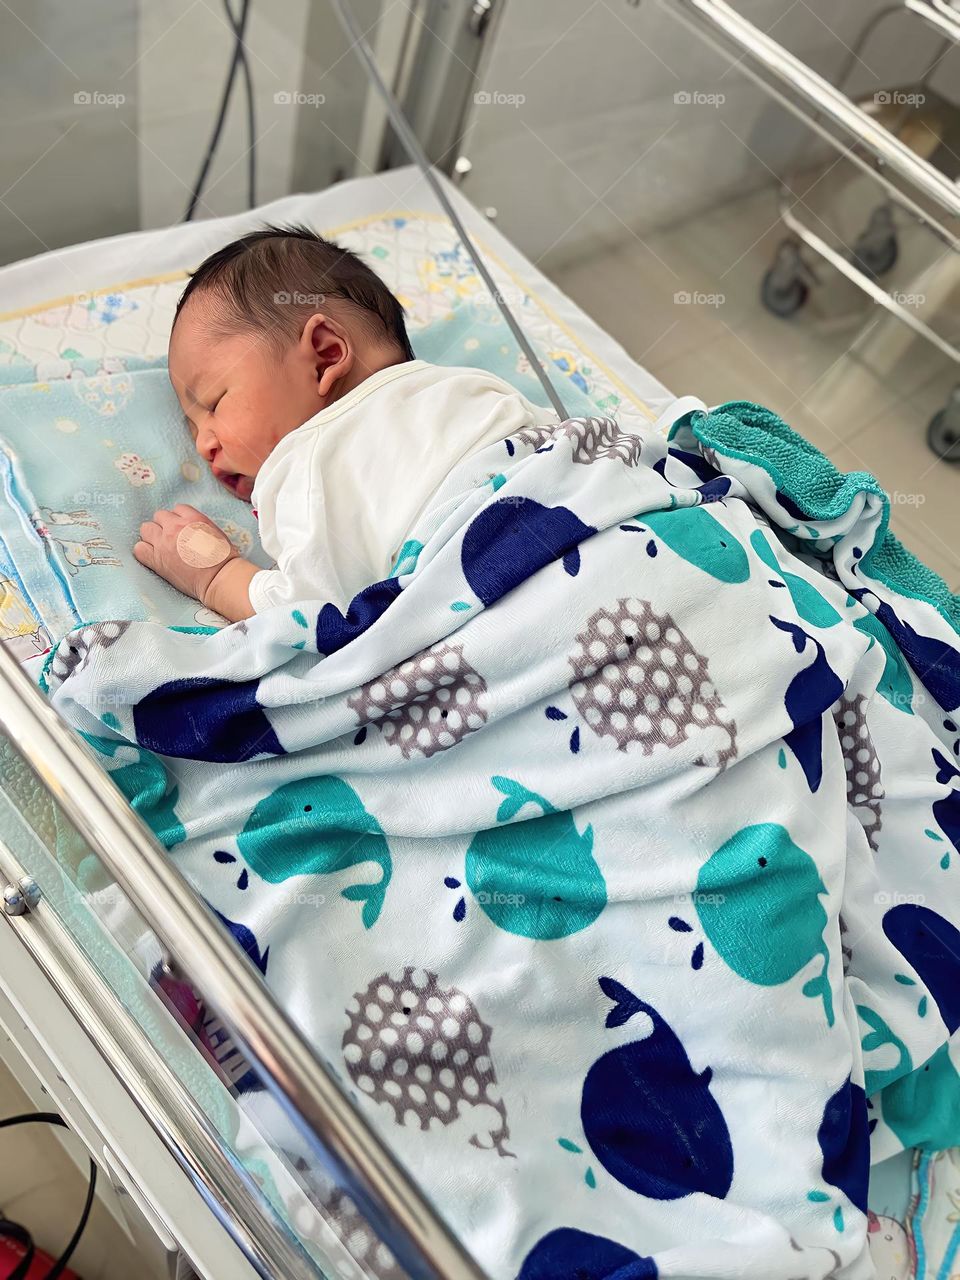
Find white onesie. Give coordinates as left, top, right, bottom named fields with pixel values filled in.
left=247, top=358, right=553, bottom=614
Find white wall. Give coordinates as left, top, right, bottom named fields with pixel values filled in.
left=0, top=0, right=139, bottom=267
left=459, top=0, right=949, bottom=268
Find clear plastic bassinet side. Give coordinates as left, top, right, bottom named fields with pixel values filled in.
left=0, top=642, right=486, bottom=1280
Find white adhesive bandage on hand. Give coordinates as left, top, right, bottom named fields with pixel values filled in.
left=176, top=521, right=233, bottom=568
left=135, top=506, right=239, bottom=605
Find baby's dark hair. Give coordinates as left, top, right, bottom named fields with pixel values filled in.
left=173, top=223, right=416, bottom=361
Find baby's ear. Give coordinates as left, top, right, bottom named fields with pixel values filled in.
left=301, top=313, right=352, bottom=395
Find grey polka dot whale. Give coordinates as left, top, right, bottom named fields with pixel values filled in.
left=347, top=641, right=488, bottom=758
left=569, top=598, right=738, bottom=768
left=342, top=966, right=513, bottom=1158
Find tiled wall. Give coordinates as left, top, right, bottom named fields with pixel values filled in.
left=460, top=0, right=949, bottom=266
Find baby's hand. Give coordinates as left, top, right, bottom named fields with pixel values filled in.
left=134, top=505, right=237, bottom=603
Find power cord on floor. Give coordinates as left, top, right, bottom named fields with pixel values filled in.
left=0, top=1112, right=97, bottom=1280
left=183, top=0, right=257, bottom=221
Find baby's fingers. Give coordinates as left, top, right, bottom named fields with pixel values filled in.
left=139, top=519, right=161, bottom=543
left=133, top=539, right=155, bottom=566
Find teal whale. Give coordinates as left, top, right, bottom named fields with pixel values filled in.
left=696, top=822, right=834, bottom=1024
left=751, top=529, right=841, bottom=628
left=465, top=777, right=606, bottom=939
left=80, top=730, right=185, bottom=849
left=236, top=776, right=391, bottom=927
left=642, top=505, right=750, bottom=583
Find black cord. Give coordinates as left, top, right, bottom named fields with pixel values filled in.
left=183, top=0, right=256, bottom=221
left=0, top=1112, right=97, bottom=1280
left=225, top=0, right=257, bottom=210
left=234, top=0, right=257, bottom=210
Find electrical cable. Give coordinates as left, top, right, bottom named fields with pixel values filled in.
left=183, top=0, right=256, bottom=221
left=0, top=1112, right=97, bottom=1280
left=227, top=0, right=257, bottom=209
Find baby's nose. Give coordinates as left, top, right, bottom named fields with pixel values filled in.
left=195, top=426, right=217, bottom=463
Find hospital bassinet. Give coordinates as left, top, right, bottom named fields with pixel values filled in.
left=0, top=5, right=953, bottom=1276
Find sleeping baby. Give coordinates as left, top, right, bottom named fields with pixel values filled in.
left=136, top=224, right=551, bottom=620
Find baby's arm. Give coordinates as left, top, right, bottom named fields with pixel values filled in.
left=134, top=504, right=257, bottom=621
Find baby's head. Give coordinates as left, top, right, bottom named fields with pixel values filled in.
left=169, top=224, right=415, bottom=500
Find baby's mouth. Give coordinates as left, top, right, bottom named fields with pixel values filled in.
left=213, top=467, right=253, bottom=503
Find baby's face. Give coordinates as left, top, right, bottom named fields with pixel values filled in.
left=168, top=299, right=326, bottom=502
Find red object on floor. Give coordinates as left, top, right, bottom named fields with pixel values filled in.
left=0, top=1231, right=80, bottom=1278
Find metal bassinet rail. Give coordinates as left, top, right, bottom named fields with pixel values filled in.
left=0, top=642, right=488, bottom=1280
left=652, top=0, right=960, bottom=457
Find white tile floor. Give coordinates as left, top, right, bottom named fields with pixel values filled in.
left=551, top=182, right=960, bottom=590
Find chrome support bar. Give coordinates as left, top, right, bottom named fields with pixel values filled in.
left=328, top=0, right=570, bottom=422
left=0, top=642, right=487, bottom=1280
left=653, top=0, right=960, bottom=221
left=778, top=200, right=960, bottom=365
left=906, top=0, right=960, bottom=44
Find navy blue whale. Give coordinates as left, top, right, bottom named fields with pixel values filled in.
left=461, top=496, right=596, bottom=608
left=580, top=979, right=734, bottom=1201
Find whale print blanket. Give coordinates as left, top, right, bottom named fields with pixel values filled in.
left=42, top=399, right=960, bottom=1280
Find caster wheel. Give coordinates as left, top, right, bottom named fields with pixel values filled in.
left=927, top=409, right=960, bottom=463
left=761, top=268, right=809, bottom=318
left=853, top=233, right=899, bottom=278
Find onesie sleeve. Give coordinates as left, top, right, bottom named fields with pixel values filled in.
left=247, top=433, right=349, bottom=614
